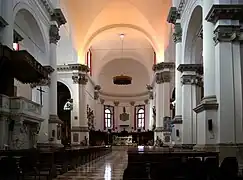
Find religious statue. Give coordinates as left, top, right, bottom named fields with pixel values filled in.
left=152, top=106, right=156, bottom=131
left=87, top=105, right=95, bottom=131
left=64, top=99, right=73, bottom=111
left=120, top=107, right=129, bottom=121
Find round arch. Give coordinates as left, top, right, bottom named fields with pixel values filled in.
left=83, top=24, right=159, bottom=55
left=13, top=2, right=48, bottom=54
left=181, top=0, right=202, bottom=64
left=94, top=49, right=152, bottom=79
left=183, top=5, right=202, bottom=64
left=57, top=79, right=73, bottom=98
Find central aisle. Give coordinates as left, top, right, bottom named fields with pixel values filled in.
left=56, top=149, right=127, bottom=180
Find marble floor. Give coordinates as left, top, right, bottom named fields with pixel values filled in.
left=55, top=150, right=127, bottom=180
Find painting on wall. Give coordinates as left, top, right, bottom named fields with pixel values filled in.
left=120, top=107, right=129, bottom=121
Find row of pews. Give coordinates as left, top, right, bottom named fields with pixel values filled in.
left=123, top=146, right=241, bottom=180
left=0, top=145, right=111, bottom=180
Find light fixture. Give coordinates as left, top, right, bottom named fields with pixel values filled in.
left=113, top=75, right=132, bottom=85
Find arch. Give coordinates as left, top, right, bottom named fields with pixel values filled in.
left=57, top=81, right=72, bottom=144
left=57, top=79, right=73, bottom=98
left=183, top=5, right=202, bottom=64
left=83, top=24, right=159, bottom=55
left=13, top=2, right=48, bottom=54
left=171, top=88, right=175, bottom=101
left=181, top=0, right=202, bottom=64
left=94, top=49, right=152, bottom=78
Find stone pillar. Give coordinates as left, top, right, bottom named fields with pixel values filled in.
left=48, top=24, right=62, bottom=146
left=178, top=64, right=203, bottom=146
left=153, top=62, right=174, bottom=143
left=172, top=22, right=183, bottom=145
left=100, top=99, right=105, bottom=130
left=146, top=85, right=154, bottom=130
left=194, top=4, right=243, bottom=167
left=130, top=101, right=135, bottom=131
left=114, top=101, right=119, bottom=130
left=71, top=70, right=89, bottom=145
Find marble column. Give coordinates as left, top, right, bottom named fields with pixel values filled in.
left=48, top=24, right=62, bottom=145
left=146, top=85, right=154, bottom=130
left=172, top=22, right=183, bottom=145
left=94, top=85, right=101, bottom=130
left=194, top=4, right=243, bottom=167
left=153, top=62, right=174, bottom=143
left=71, top=70, right=89, bottom=144
left=114, top=101, right=119, bottom=130
left=178, top=64, right=203, bottom=146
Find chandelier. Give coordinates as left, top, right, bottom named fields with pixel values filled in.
left=113, top=34, right=132, bottom=85
left=113, top=75, right=132, bottom=85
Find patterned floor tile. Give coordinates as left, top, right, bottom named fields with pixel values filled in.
left=54, top=150, right=127, bottom=180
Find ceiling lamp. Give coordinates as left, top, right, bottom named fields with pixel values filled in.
left=113, top=75, right=132, bottom=85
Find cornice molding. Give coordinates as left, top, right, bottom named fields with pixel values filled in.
left=206, top=4, right=243, bottom=23
left=167, top=7, right=180, bottom=24
left=177, top=64, right=203, bottom=74
left=100, top=91, right=148, bottom=98
left=57, top=64, right=89, bottom=73
left=152, top=62, right=175, bottom=72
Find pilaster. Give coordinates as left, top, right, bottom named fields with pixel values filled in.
left=113, top=101, right=119, bottom=130
left=71, top=67, right=89, bottom=145
left=178, top=64, right=203, bottom=145
left=153, top=62, right=174, bottom=142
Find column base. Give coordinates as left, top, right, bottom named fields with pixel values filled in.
left=71, top=126, right=89, bottom=145
left=154, top=127, right=171, bottom=144
left=193, top=95, right=218, bottom=145
left=171, top=115, right=182, bottom=145
left=48, top=114, right=63, bottom=145
left=194, top=143, right=243, bottom=171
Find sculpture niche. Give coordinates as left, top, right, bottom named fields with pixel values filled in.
left=87, top=105, right=95, bottom=131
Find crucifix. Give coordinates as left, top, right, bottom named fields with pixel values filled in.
left=36, top=86, right=45, bottom=105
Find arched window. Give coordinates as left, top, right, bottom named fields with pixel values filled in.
left=104, top=108, right=112, bottom=128
left=13, top=43, right=19, bottom=51
left=137, top=108, right=145, bottom=128
left=86, top=49, right=92, bottom=76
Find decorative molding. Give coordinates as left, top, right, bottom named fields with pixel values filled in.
left=13, top=30, right=24, bottom=43
left=213, top=25, right=243, bottom=44
left=71, top=126, right=89, bottom=132
left=49, top=25, right=60, bottom=44
left=167, top=7, right=180, bottom=24
left=49, top=114, right=63, bottom=124
left=72, top=73, right=88, bottom=85
left=205, top=4, right=243, bottom=23
left=193, top=95, right=218, bottom=113
left=100, top=99, right=105, bottom=104
left=99, top=91, right=148, bottom=98
left=130, top=101, right=135, bottom=106
left=173, top=23, right=182, bottom=43
left=0, top=16, right=8, bottom=28
left=153, top=62, right=175, bottom=72
left=30, top=78, right=51, bottom=88
left=181, top=75, right=203, bottom=86
left=40, top=0, right=53, bottom=15
left=146, top=84, right=153, bottom=91
left=51, top=9, right=67, bottom=27
left=114, top=101, right=119, bottom=106
left=197, top=25, right=203, bottom=39
left=44, top=65, right=55, bottom=74
left=177, top=64, right=203, bottom=74
left=57, top=64, right=89, bottom=73
left=154, top=127, right=163, bottom=132
left=148, top=91, right=154, bottom=100
left=155, top=71, right=171, bottom=84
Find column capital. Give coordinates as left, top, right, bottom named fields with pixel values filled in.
left=144, top=99, right=149, bottom=104
left=167, top=7, right=180, bottom=24
left=205, top=4, right=243, bottom=23
left=51, top=9, right=67, bottom=27
left=153, top=62, right=175, bottom=72
left=181, top=74, right=203, bottom=86
left=213, top=25, right=243, bottom=44
left=94, top=91, right=99, bottom=100
left=94, top=85, right=101, bottom=91
left=177, top=64, right=203, bottom=74
left=49, top=24, right=60, bottom=44
left=130, top=101, right=135, bottom=106
left=149, top=91, right=154, bottom=100
left=44, top=65, right=55, bottom=74
left=72, top=73, right=88, bottom=85
left=156, top=71, right=171, bottom=84
left=114, top=101, right=119, bottom=106
left=173, top=23, right=182, bottom=43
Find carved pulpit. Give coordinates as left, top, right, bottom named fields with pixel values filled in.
left=120, top=107, right=129, bottom=121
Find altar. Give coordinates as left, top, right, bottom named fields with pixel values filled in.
left=113, top=135, right=133, bottom=146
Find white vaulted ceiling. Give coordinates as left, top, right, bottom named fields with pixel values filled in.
left=62, top=0, right=172, bottom=96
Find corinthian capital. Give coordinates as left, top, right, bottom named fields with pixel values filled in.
left=49, top=25, right=60, bottom=44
